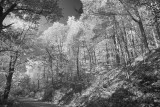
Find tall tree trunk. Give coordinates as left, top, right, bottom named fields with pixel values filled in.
left=130, top=29, right=138, bottom=58
left=113, top=15, right=120, bottom=66
left=154, top=12, right=160, bottom=39
left=152, top=29, right=159, bottom=48
left=3, top=71, right=14, bottom=102
left=86, top=45, right=92, bottom=72
left=3, top=53, right=18, bottom=102
left=122, top=22, right=131, bottom=64
left=76, top=46, right=80, bottom=81
left=137, top=20, right=150, bottom=52
left=46, top=48, right=54, bottom=85
left=37, top=79, right=40, bottom=90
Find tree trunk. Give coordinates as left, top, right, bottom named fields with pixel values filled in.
left=122, top=22, right=131, bottom=64
left=152, top=29, right=159, bottom=48
left=3, top=58, right=14, bottom=102
left=0, top=5, right=4, bottom=31
left=113, top=15, right=120, bottom=66
left=86, top=45, right=92, bottom=72
left=37, top=79, right=40, bottom=90
left=138, top=20, right=150, bottom=52
left=154, top=12, right=160, bottom=39
left=46, top=48, right=54, bottom=85
left=3, top=51, right=18, bottom=102
left=130, top=29, right=138, bottom=58
left=76, top=46, right=80, bottom=80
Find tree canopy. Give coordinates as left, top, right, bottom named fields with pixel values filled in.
left=0, top=0, right=63, bottom=30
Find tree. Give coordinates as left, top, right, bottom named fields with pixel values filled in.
left=118, top=0, right=150, bottom=52
left=0, top=21, right=37, bottom=102
left=0, top=0, right=63, bottom=31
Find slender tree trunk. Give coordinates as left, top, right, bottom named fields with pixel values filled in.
left=50, top=59, right=53, bottom=85
left=43, top=67, right=46, bottom=78
left=3, top=71, right=14, bottom=102
left=154, top=12, right=160, bottom=39
left=117, top=35, right=126, bottom=65
left=92, top=48, right=96, bottom=72
left=76, top=46, right=80, bottom=80
left=152, top=28, right=159, bottom=48
left=37, top=79, right=40, bottom=90
left=122, top=22, right=131, bottom=64
left=0, top=6, right=4, bottom=31
left=130, top=29, right=138, bottom=58
left=46, top=48, right=54, bottom=85
left=137, top=20, right=150, bottom=51
left=86, top=46, right=92, bottom=72
left=113, top=16, right=120, bottom=66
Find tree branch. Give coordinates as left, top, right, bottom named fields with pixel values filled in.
left=91, top=11, right=128, bottom=17
left=2, top=23, right=14, bottom=29
left=118, top=0, right=140, bottom=23
left=13, top=8, right=43, bottom=14
left=0, top=49, right=17, bottom=53
left=3, top=3, right=17, bottom=20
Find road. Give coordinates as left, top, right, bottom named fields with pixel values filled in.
left=13, top=97, right=60, bottom=107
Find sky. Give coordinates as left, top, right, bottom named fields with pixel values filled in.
left=59, top=0, right=83, bottom=23
left=38, top=0, right=83, bottom=32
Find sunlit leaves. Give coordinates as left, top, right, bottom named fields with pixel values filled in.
left=40, top=22, right=67, bottom=47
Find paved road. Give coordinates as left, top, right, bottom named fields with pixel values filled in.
left=13, top=97, right=59, bottom=107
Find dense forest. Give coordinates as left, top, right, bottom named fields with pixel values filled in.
left=1, top=0, right=160, bottom=107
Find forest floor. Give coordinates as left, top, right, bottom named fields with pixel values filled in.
left=12, top=97, right=60, bottom=107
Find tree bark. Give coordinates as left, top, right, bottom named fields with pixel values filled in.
left=3, top=71, right=14, bottom=102
left=137, top=20, right=150, bottom=52
left=154, top=11, right=160, bottom=39
left=2, top=55, right=15, bottom=102
left=76, top=46, right=80, bottom=80
left=122, top=22, right=131, bottom=64
left=113, top=16, right=120, bottom=66
left=152, top=28, right=159, bottom=48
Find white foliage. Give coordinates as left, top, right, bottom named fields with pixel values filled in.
left=9, top=18, right=35, bottom=30
left=66, top=16, right=83, bottom=45
left=26, top=60, right=43, bottom=81
left=39, top=22, right=67, bottom=47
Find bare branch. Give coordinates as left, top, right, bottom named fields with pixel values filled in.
left=2, top=23, right=14, bottom=29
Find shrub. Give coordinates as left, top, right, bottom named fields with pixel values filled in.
left=42, top=87, right=54, bottom=101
